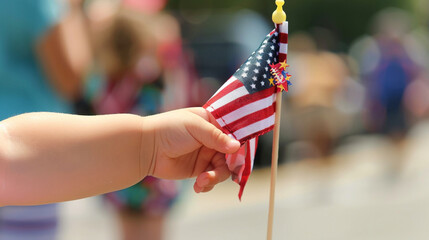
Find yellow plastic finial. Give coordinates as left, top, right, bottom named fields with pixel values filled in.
left=272, top=0, right=286, bottom=24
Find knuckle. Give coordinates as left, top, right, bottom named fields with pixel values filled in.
left=211, top=129, right=224, bottom=144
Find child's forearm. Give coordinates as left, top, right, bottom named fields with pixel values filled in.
left=0, top=112, right=150, bottom=206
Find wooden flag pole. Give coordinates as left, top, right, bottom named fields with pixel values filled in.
left=267, top=1, right=286, bottom=240
left=267, top=91, right=282, bottom=240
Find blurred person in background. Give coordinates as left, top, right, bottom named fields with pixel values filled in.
left=82, top=1, right=200, bottom=239
left=282, top=33, right=360, bottom=164
left=351, top=8, right=423, bottom=141
left=404, top=1, right=429, bottom=124
left=349, top=8, right=428, bottom=178
left=0, top=0, right=90, bottom=239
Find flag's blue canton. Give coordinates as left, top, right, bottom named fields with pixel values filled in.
left=233, top=32, right=279, bottom=94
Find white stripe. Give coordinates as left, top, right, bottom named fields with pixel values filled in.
left=215, top=116, right=228, bottom=129
left=206, top=105, right=215, bottom=113
left=280, top=21, right=288, bottom=34
left=279, top=43, right=288, bottom=55
left=233, top=114, right=275, bottom=140
left=211, top=76, right=237, bottom=98
left=210, top=85, right=248, bottom=110
left=217, top=93, right=275, bottom=127
left=249, top=138, right=256, bottom=170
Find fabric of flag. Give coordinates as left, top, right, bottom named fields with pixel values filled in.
left=277, top=22, right=288, bottom=63
left=203, top=21, right=289, bottom=200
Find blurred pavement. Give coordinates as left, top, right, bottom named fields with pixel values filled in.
left=59, top=121, right=429, bottom=240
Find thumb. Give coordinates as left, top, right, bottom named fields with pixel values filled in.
left=187, top=109, right=240, bottom=154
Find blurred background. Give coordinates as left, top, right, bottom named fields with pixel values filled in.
left=1, top=0, right=429, bottom=239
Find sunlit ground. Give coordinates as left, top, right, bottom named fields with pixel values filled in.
left=59, top=120, right=429, bottom=240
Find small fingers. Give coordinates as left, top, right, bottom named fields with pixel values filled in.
left=193, top=153, right=231, bottom=193
left=194, top=185, right=214, bottom=193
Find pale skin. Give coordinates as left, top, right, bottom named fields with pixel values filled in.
left=0, top=108, right=240, bottom=206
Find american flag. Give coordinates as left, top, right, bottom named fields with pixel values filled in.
left=204, top=21, right=289, bottom=199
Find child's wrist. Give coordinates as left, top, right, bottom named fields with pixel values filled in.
left=139, top=116, right=156, bottom=178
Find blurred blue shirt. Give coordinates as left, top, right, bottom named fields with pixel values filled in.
left=0, top=0, right=71, bottom=120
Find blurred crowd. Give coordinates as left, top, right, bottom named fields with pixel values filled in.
left=1, top=0, right=429, bottom=239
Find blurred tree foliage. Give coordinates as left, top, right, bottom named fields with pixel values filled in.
left=167, top=0, right=411, bottom=46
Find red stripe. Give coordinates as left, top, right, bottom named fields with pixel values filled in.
left=279, top=53, right=287, bottom=63
left=238, top=140, right=253, bottom=200
left=209, top=86, right=275, bottom=119
left=204, top=77, right=243, bottom=108
left=279, top=33, right=288, bottom=44
left=225, top=103, right=276, bottom=139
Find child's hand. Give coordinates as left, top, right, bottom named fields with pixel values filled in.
left=143, top=108, right=240, bottom=193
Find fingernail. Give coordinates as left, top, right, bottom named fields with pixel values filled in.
left=194, top=185, right=203, bottom=193
left=227, top=139, right=240, bottom=150
left=200, top=176, right=210, bottom=186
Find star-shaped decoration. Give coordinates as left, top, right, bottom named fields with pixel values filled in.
left=256, top=62, right=261, bottom=67
left=277, top=80, right=289, bottom=92
left=250, top=83, right=256, bottom=89
left=242, top=72, right=248, bottom=78
left=265, top=67, right=269, bottom=72
left=261, top=81, right=265, bottom=86
left=269, top=77, right=275, bottom=86
left=253, top=69, right=259, bottom=74
left=258, top=49, right=264, bottom=54
left=243, top=67, right=249, bottom=72
left=269, top=52, right=273, bottom=57
left=256, top=55, right=262, bottom=60
left=280, top=61, right=289, bottom=70
left=267, top=59, right=271, bottom=64
left=252, top=76, right=257, bottom=81
left=263, top=74, right=267, bottom=78
left=270, top=45, right=275, bottom=50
